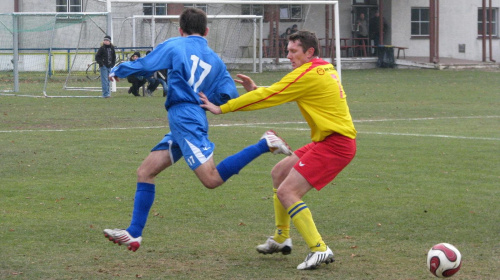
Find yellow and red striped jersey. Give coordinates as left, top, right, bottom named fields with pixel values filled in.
left=220, top=58, right=357, bottom=142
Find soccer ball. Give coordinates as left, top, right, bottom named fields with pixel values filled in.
left=427, top=243, right=462, bottom=278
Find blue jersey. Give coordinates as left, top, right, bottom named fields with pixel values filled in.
left=110, top=36, right=238, bottom=109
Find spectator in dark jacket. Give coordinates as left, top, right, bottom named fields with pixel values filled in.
left=144, top=50, right=168, bottom=97
left=369, top=11, right=388, bottom=54
left=126, top=52, right=147, bottom=97
left=95, top=35, right=116, bottom=98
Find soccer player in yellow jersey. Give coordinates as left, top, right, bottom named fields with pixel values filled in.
left=200, top=30, right=356, bottom=270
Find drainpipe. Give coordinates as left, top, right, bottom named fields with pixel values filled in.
left=482, top=0, right=486, bottom=62
left=325, top=6, right=329, bottom=58
left=430, top=0, right=436, bottom=63
left=489, top=0, right=496, bottom=62
left=379, top=0, right=384, bottom=44
left=436, top=0, right=439, bottom=62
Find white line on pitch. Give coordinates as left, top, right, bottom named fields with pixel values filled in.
left=354, top=115, right=499, bottom=122
left=1, top=116, right=499, bottom=141
left=220, top=126, right=500, bottom=141
left=359, top=131, right=499, bottom=141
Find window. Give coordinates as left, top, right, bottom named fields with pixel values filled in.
left=183, top=4, right=207, bottom=13
left=411, top=7, right=429, bottom=36
left=143, top=3, right=167, bottom=16
left=241, top=4, right=263, bottom=22
left=279, top=5, right=302, bottom=20
left=478, top=8, right=498, bottom=37
left=56, top=0, right=82, bottom=13
left=241, top=4, right=264, bottom=17
left=352, top=0, right=378, bottom=5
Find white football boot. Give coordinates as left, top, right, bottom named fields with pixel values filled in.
left=103, top=228, right=142, bottom=252
left=261, top=130, right=293, bottom=156
left=296, top=246, right=335, bottom=270
left=256, top=236, right=292, bottom=255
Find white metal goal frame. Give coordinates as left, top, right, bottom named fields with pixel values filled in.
left=130, top=15, right=263, bottom=73
left=108, top=0, right=342, bottom=80
left=3, top=12, right=110, bottom=97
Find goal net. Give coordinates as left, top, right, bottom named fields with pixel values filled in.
left=124, top=15, right=263, bottom=70
left=109, top=0, right=342, bottom=75
left=64, top=12, right=263, bottom=95
left=0, top=12, right=109, bottom=97
left=1, top=1, right=341, bottom=97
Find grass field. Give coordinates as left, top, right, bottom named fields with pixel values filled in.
left=1, top=69, right=499, bottom=279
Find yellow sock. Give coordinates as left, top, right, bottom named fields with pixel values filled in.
left=288, top=201, right=327, bottom=252
left=272, top=189, right=290, bottom=243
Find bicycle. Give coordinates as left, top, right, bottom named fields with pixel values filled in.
left=86, top=55, right=126, bottom=80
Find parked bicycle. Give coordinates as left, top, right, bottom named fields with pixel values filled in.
left=86, top=54, right=127, bottom=80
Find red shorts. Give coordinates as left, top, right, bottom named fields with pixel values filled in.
left=293, top=133, right=356, bottom=190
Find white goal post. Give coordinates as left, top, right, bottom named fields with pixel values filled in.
left=1, top=12, right=110, bottom=97
left=131, top=15, right=263, bottom=73
left=108, top=0, right=342, bottom=80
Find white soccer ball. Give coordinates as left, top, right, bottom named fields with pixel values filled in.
left=427, top=243, right=462, bottom=278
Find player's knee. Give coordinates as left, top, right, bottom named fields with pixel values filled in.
left=271, top=163, right=287, bottom=185
left=201, top=179, right=221, bottom=189
left=276, top=187, right=288, bottom=202
left=137, top=166, right=153, bottom=181
left=194, top=163, right=224, bottom=189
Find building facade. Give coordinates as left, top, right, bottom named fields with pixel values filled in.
left=2, top=0, right=499, bottom=63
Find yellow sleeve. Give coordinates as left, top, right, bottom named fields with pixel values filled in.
left=220, top=68, right=308, bottom=113
left=221, top=59, right=356, bottom=141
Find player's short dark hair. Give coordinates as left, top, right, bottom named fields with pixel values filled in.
left=288, top=30, right=319, bottom=57
left=179, top=8, right=207, bottom=36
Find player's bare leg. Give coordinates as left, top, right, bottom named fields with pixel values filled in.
left=104, top=150, right=172, bottom=251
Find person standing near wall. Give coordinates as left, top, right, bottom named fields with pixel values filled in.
left=356, top=13, right=369, bottom=43
left=95, top=35, right=116, bottom=98
left=369, top=11, right=388, bottom=54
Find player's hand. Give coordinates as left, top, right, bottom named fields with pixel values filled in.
left=109, top=76, right=119, bottom=82
left=234, top=74, right=258, bottom=92
left=199, top=92, right=222, bottom=115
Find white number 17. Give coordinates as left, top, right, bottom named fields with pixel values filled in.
left=188, top=55, right=212, bottom=93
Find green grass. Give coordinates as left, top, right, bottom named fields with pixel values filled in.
left=1, top=69, right=499, bottom=279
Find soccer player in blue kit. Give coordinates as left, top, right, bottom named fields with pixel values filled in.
left=103, top=8, right=292, bottom=252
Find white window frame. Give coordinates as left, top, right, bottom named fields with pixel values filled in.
left=143, top=3, right=167, bottom=16
left=56, top=0, right=82, bottom=13
left=183, top=4, right=208, bottom=13
left=241, top=4, right=264, bottom=17
left=411, top=7, right=429, bottom=36
left=478, top=8, right=498, bottom=37
left=279, top=4, right=302, bottom=20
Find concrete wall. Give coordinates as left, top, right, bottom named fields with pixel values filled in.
left=391, top=0, right=500, bottom=61
left=0, top=0, right=15, bottom=13
left=6, top=0, right=500, bottom=62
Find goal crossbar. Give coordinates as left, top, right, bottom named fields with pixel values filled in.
left=131, top=15, right=263, bottom=72
left=108, top=0, right=342, bottom=79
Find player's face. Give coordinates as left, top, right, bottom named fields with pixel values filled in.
left=286, top=40, right=313, bottom=69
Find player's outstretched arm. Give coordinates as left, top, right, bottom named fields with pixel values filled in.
left=199, top=92, right=222, bottom=115
left=234, top=74, right=257, bottom=92
left=109, top=72, right=120, bottom=82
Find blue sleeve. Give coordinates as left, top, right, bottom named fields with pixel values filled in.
left=111, top=40, right=174, bottom=78
left=208, top=71, right=239, bottom=106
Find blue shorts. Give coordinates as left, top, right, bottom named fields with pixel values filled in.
left=151, top=103, right=215, bottom=170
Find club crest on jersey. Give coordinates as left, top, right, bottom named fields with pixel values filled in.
left=316, top=68, right=325, bottom=75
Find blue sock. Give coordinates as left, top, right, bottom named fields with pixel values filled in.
left=126, top=182, right=155, bottom=238
left=216, top=138, right=269, bottom=182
